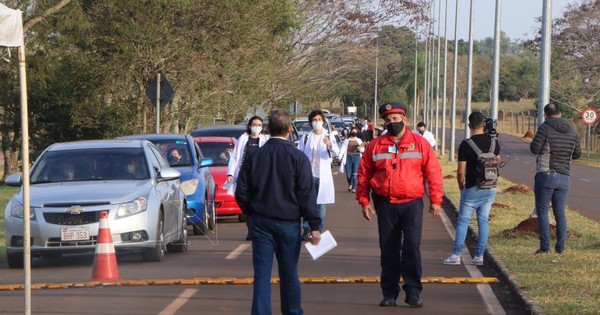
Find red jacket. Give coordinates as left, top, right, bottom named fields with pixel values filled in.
left=356, top=130, right=443, bottom=206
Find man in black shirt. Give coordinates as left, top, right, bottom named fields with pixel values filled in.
left=443, top=112, right=500, bottom=266
left=236, top=109, right=321, bottom=315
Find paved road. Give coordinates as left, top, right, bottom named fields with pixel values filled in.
left=0, top=172, right=525, bottom=314
left=441, top=129, right=600, bottom=221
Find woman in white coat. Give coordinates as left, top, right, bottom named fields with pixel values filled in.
left=297, top=109, right=340, bottom=240
left=227, top=116, right=269, bottom=240
left=338, top=127, right=364, bottom=193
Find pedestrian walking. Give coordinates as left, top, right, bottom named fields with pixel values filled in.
left=235, top=109, right=322, bottom=315
left=443, top=112, right=501, bottom=266
left=339, top=127, right=365, bottom=193
left=414, top=122, right=436, bottom=147
left=356, top=101, right=444, bottom=308
left=530, top=102, right=581, bottom=254
left=227, top=115, right=269, bottom=240
left=297, top=109, right=340, bottom=240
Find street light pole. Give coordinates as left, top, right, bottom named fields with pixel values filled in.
left=374, top=36, right=379, bottom=123
left=450, top=0, right=460, bottom=162
left=435, top=0, right=442, bottom=153
left=491, top=0, right=502, bottom=121
left=414, top=32, right=419, bottom=127
left=538, top=0, right=552, bottom=126
left=441, top=0, right=449, bottom=156
left=464, top=0, right=475, bottom=138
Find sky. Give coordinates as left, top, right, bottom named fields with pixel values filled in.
left=434, top=0, right=583, bottom=41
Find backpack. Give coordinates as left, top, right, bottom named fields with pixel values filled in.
left=465, top=138, right=499, bottom=189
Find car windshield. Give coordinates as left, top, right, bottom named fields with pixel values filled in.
left=197, top=142, right=234, bottom=166
left=147, top=139, right=194, bottom=167
left=30, top=148, right=150, bottom=183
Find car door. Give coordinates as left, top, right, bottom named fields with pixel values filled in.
left=148, top=144, right=180, bottom=241
left=193, top=140, right=214, bottom=205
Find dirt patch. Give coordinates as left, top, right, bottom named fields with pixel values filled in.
left=502, top=217, right=578, bottom=238
left=444, top=174, right=455, bottom=179
left=493, top=203, right=511, bottom=209
left=504, top=184, right=532, bottom=194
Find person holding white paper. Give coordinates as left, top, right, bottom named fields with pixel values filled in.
left=235, top=109, right=321, bottom=315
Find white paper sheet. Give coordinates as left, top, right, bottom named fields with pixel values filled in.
left=304, top=230, right=337, bottom=260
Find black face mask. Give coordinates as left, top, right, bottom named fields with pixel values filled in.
left=386, top=121, right=404, bottom=136
left=418, top=130, right=425, bottom=135
left=350, top=132, right=357, bottom=137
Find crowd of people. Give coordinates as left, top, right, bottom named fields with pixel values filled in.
left=225, top=100, right=579, bottom=314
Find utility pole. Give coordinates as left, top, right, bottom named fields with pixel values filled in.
left=414, top=32, right=419, bottom=127
left=435, top=0, right=442, bottom=153
left=538, top=0, right=552, bottom=126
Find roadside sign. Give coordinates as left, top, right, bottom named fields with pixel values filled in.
left=146, top=72, right=174, bottom=110
left=582, top=109, right=598, bottom=125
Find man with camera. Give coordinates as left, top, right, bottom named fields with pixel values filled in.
left=444, top=111, right=500, bottom=266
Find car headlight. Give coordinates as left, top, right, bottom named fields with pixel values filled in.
left=116, top=197, right=148, bottom=219
left=180, top=179, right=199, bottom=196
left=10, top=200, right=36, bottom=220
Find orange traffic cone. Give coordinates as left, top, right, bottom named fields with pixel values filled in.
left=91, top=211, right=120, bottom=281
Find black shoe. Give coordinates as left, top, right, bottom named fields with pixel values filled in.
left=378, top=298, right=398, bottom=307
left=404, top=295, right=423, bottom=308
left=534, top=249, right=551, bottom=255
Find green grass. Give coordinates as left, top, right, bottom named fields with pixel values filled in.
left=471, top=100, right=537, bottom=114
left=0, top=184, right=19, bottom=263
left=441, top=157, right=600, bottom=315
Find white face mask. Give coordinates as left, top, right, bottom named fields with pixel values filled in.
left=250, top=126, right=262, bottom=136
left=312, top=121, right=323, bottom=131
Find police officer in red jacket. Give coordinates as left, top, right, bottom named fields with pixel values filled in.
left=356, top=102, right=444, bottom=308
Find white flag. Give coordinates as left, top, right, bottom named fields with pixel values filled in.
left=0, top=4, right=23, bottom=47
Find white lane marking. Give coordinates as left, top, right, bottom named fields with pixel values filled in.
left=158, top=288, right=197, bottom=315
left=581, top=178, right=590, bottom=182
left=226, top=244, right=251, bottom=260
left=440, top=207, right=506, bottom=315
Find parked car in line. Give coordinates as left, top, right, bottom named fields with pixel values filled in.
left=194, top=136, right=246, bottom=222
left=191, top=125, right=246, bottom=139
left=4, top=140, right=189, bottom=268
left=117, top=134, right=216, bottom=235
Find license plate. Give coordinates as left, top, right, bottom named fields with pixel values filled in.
left=61, top=227, right=90, bottom=241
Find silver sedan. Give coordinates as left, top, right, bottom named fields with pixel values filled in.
left=4, top=140, right=188, bottom=268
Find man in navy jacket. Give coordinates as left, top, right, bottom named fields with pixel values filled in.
left=236, top=108, right=322, bottom=315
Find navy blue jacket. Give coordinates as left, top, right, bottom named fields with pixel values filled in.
left=235, top=138, right=321, bottom=231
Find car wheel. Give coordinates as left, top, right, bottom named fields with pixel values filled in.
left=143, top=214, right=166, bottom=262
left=238, top=214, right=247, bottom=222
left=167, top=213, right=188, bottom=253
left=208, top=199, right=216, bottom=231
left=193, top=199, right=209, bottom=235
left=7, top=252, right=24, bottom=269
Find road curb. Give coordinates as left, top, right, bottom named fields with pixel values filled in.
left=442, top=195, right=545, bottom=315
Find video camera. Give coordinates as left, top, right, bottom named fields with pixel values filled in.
left=484, top=117, right=498, bottom=138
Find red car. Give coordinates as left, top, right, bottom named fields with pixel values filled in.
left=194, top=136, right=245, bottom=222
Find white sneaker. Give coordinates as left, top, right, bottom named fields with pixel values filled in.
left=472, top=256, right=484, bottom=266
left=443, top=254, right=461, bottom=265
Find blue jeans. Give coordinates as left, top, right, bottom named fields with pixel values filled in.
left=303, top=177, right=325, bottom=233
left=251, top=215, right=303, bottom=315
left=452, top=186, right=497, bottom=257
left=344, top=154, right=360, bottom=190
left=534, top=171, right=570, bottom=253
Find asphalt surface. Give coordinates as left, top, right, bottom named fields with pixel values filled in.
left=0, top=170, right=530, bottom=314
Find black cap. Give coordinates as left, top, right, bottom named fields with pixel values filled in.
left=379, top=102, right=407, bottom=117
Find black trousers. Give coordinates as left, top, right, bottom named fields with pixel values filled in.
left=373, top=195, right=424, bottom=299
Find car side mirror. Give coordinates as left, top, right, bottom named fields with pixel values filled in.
left=200, top=158, right=213, bottom=168
left=5, top=173, right=22, bottom=187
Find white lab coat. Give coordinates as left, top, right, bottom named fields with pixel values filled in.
left=227, top=133, right=269, bottom=194
left=298, top=131, right=340, bottom=204
left=338, top=137, right=364, bottom=173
